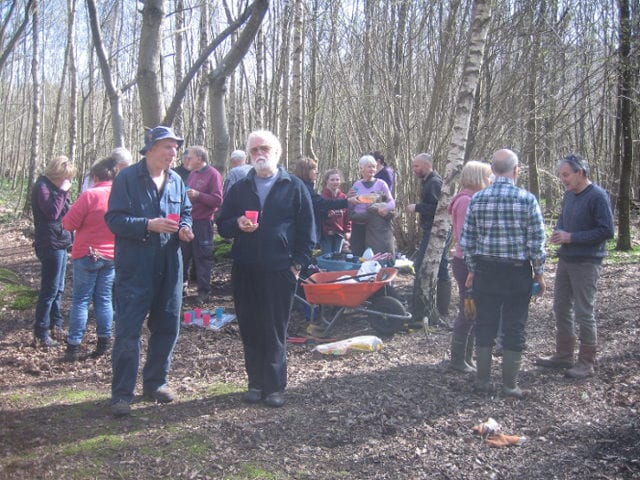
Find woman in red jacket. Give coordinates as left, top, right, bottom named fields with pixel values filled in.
left=62, top=156, right=119, bottom=361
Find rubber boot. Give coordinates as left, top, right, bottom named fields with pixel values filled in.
left=90, top=336, right=112, bottom=359
left=474, top=346, right=493, bottom=393
left=465, top=332, right=476, bottom=369
left=436, top=278, right=452, bottom=317
left=449, top=332, right=475, bottom=373
left=565, top=344, right=596, bottom=378
left=502, top=350, right=529, bottom=398
left=535, top=335, right=576, bottom=368
left=64, top=343, right=80, bottom=362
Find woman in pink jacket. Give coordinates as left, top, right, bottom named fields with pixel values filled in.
left=447, top=161, right=492, bottom=373
left=62, top=156, right=119, bottom=362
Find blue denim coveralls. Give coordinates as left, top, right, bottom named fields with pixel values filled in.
left=106, top=160, right=192, bottom=404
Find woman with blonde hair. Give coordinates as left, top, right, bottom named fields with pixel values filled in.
left=447, top=160, right=492, bottom=372
left=31, top=155, right=76, bottom=347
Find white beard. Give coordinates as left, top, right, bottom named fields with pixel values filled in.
left=252, top=156, right=278, bottom=176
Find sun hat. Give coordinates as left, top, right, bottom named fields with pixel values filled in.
left=140, top=126, right=184, bottom=155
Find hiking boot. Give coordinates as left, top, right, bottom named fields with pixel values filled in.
left=90, top=336, right=112, bottom=358
left=33, top=335, right=58, bottom=348
left=264, top=392, right=285, bottom=408
left=242, top=388, right=263, bottom=404
left=111, top=400, right=131, bottom=418
left=465, top=331, right=476, bottom=369
left=536, top=335, right=576, bottom=369
left=565, top=344, right=596, bottom=379
left=143, top=385, right=176, bottom=403
left=64, top=343, right=80, bottom=362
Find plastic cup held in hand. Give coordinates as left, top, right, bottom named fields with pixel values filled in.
left=167, top=213, right=179, bottom=223
left=245, top=210, right=259, bottom=224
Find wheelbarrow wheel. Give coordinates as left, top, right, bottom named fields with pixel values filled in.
left=368, top=296, right=406, bottom=336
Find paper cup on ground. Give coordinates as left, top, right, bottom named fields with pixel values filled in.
left=202, top=314, right=211, bottom=326
left=245, top=210, right=259, bottom=224
left=183, top=312, right=192, bottom=324
left=215, top=307, right=224, bottom=321
left=194, top=307, right=202, bottom=318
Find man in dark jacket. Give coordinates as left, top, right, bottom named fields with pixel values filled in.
left=406, top=153, right=450, bottom=326
left=106, top=126, right=194, bottom=417
left=216, top=130, right=315, bottom=408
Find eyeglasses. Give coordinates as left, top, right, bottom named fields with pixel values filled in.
left=249, top=144, right=272, bottom=155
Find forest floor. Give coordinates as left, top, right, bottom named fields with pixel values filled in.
left=0, top=217, right=639, bottom=479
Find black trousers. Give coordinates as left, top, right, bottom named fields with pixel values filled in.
left=232, top=263, right=297, bottom=395
left=472, top=258, right=533, bottom=352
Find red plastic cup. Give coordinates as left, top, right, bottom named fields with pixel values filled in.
left=167, top=213, right=179, bottom=223
left=183, top=312, right=192, bottom=324
left=194, top=308, right=202, bottom=318
left=245, top=210, right=259, bottom=224
left=202, top=314, right=211, bottom=327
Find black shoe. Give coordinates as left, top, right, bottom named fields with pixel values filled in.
left=64, top=343, right=80, bottom=362
left=143, top=385, right=175, bottom=403
left=263, top=392, right=285, bottom=408
left=111, top=400, right=131, bottom=417
left=33, top=335, right=58, bottom=348
left=242, top=388, right=263, bottom=404
left=90, top=337, right=112, bottom=358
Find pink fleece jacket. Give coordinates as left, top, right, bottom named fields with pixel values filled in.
left=62, top=181, right=115, bottom=260
left=447, top=188, right=473, bottom=259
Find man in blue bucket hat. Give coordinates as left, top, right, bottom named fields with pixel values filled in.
left=106, top=125, right=194, bottom=417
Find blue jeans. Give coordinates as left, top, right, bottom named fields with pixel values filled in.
left=320, top=234, right=344, bottom=255
left=67, top=256, right=115, bottom=346
left=34, top=247, right=67, bottom=339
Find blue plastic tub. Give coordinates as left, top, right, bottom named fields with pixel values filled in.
left=315, top=253, right=361, bottom=272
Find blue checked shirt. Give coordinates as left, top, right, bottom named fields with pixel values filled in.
left=460, top=176, right=546, bottom=275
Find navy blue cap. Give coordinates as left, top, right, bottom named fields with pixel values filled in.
left=140, top=126, right=184, bottom=155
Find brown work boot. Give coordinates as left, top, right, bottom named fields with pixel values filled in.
left=535, top=335, right=576, bottom=369
left=565, top=344, right=597, bottom=379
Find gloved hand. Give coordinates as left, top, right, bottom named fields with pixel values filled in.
left=464, top=289, right=476, bottom=320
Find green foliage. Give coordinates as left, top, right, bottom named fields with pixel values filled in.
left=0, top=268, right=38, bottom=310
left=206, top=382, right=243, bottom=397
left=213, top=236, right=233, bottom=261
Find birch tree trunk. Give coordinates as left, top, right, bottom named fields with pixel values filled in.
left=67, top=0, right=78, bottom=163
left=24, top=0, right=41, bottom=215
left=415, top=0, right=494, bottom=324
left=288, top=0, right=303, bottom=162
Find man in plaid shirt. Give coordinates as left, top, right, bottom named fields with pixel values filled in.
left=460, top=149, right=546, bottom=398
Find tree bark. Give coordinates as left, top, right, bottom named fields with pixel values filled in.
left=415, top=0, right=494, bottom=324
left=137, top=0, right=166, bottom=127
left=288, top=0, right=303, bottom=162
left=25, top=0, right=41, bottom=215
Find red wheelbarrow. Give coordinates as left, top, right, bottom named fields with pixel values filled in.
left=297, top=267, right=411, bottom=336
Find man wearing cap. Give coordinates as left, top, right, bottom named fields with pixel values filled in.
left=216, top=130, right=315, bottom=408
left=536, top=154, right=614, bottom=378
left=182, top=145, right=223, bottom=304
left=105, top=125, right=194, bottom=417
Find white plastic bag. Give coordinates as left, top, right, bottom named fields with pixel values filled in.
left=357, top=260, right=381, bottom=281
left=312, top=335, right=384, bottom=355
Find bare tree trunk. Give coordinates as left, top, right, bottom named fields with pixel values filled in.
left=194, top=0, right=210, bottom=144
left=254, top=27, right=264, bottom=128
left=416, top=0, right=494, bottom=323
left=173, top=0, right=185, bottom=134
left=616, top=0, right=632, bottom=250
left=0, top=0, right=35, bottom=74
left=86, top=0, right=125, bottom=146
left=138, top=0, right=166, bottom=127
left=288, top=0, right=303, bottom=162
left=67, top=0, right=78, bottom=163
left=25, top=0, right=41, bottom=215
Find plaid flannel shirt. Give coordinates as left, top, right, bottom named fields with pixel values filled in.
left=460, top=176, right=546, bottom=275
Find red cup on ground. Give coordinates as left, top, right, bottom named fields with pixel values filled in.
left=202, top=314, right=211, bottom=327
left=245, top=210, right=259, bottom=224
left=167, top=213, right=179, bottom=223
left=194, top=308, right=202, bottom=318
left=183, top=312, right=192, bottom=324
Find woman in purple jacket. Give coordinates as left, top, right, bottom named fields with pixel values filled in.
left=31, top=156, right=76, bottom=347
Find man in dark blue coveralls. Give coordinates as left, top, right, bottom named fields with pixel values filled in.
left=106, top=126, right=194, bottom=417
